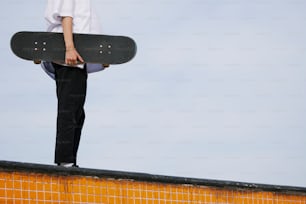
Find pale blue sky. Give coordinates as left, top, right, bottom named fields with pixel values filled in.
left=0, top=0, right=305, bottom=187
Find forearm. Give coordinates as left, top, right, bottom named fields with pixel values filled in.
left=62, top=16, right=75, bottom=50
left=61, top=16, right=84, bottom=64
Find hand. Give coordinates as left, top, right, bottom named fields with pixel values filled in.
left=65, top=48, right=84, bottom=65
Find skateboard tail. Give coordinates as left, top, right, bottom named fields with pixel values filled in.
left=11, top=31, right=66, bottom=62
left=73, top=33, right=137, bottom=64
left=10, top=32, right=33, bottom=61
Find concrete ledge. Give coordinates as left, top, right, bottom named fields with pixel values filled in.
left=1, top=160, right=305, bottom=195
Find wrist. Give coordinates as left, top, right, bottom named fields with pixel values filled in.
left=66, top=47, right=76, bottom=52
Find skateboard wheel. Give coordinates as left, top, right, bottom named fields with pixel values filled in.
left=34, top=60, right=41, bottom=64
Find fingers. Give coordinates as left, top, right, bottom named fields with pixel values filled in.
left=76, top=52, right=84, bottom=63
left=65, top=49, right=84, bottom=65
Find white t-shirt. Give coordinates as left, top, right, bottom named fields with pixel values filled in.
left=44, top=0, right=101, bottom=34
left=41, top=0, right=105, bottom=79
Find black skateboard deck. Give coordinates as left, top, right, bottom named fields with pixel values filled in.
left=11, top=31, right=137, bottom=65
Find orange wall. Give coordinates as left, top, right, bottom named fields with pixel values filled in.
left=0, top=171, right=305, bottom=204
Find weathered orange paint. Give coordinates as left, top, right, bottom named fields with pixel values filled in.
left=0, top=171, right=305, bottom=204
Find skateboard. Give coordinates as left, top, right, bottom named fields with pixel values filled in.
left=10, top=31, right=137, bottom=65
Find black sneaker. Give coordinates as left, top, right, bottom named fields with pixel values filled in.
left=72, top=164, right=79, bottom=168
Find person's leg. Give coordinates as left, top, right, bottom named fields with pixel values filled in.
left=53, top=63, right=87, bottom=165
left=73, top=107, right=85, bottom=165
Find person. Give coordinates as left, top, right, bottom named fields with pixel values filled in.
left=42, top=0, right=107, bottom=167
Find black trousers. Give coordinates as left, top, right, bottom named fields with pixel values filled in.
left=53, top=63, right=87, bottom=164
